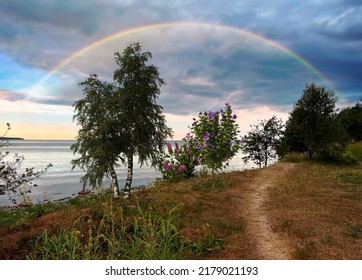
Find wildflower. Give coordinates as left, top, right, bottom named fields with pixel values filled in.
left=233, top=114, right=237, bottom=119
left=163, top=161, right=173, bottom=171
left=203, top=132, right=210, bottom=141
left=208, top=111, right=216, bottom=118
left=178, top=164, right=187, bottom=173
left=174, top=142, right=180, bottom=153
left=197, top=157, right=203, bottom=163
left=166, top=142, right=172, bottom=153
left=196, top=143, right=202, bottom=150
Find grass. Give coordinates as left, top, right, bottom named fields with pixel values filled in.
left=27, top=200, right=218, bottom=260
left=0, top=202, right=58, bottom=229
left=266, top=150, right=362, bottom=259
left=348, top=141, right=362, bottom=161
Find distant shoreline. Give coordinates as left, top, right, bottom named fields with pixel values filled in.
left=0, top=137, right=25, bottom=140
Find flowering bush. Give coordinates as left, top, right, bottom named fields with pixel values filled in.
left=185, top=103, right=242, bottom=171
left=157, top=104, right=242, bottom=181
left=157, top=141, right=198, bottom=181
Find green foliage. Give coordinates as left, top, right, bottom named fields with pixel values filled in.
left=242, top=116, right=283, bottom=168
left=282, top=83, right=347, bottom=159
left=185, top=104, right=241, bottom=172
left=348, top=141, right=362, bottom=161
left=28, top=199, right=219, bottom=260
left=157, top=104, right=241, bottom=180
left=338, top=100, right=362, bottom=142
left=71, top=75, right=124, bottom=190
left=71, top=43, right=172, bottom=196
left=157, top=142, right=198, bottom=181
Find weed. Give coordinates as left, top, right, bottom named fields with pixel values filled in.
left=338, top=173, right=362, bottom=185
left=192, top=177, right=231, bottom=192
left=292, top=246, right=310, bottom=260
left=345, top=219, right=361, bottom=239
left=321, top=233, right=333, bottom=245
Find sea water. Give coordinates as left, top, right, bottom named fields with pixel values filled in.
left=0, top=140, right=252, bottom=206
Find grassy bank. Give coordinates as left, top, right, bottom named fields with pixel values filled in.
left=0, top=142, right=361, bottom=259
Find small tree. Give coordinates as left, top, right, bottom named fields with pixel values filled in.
left=284, top=83, right=346, bottom=159
left=72, top=43, right=172, bottom=198
left=71, top=75, right=125, bottom=197
left=242, top=116, right=283, bottom=168
left=338, top=99, right=362, bottom=142
left=113, top=43, right=173, bottom=197
left=0, top=123, right=52, bottom=204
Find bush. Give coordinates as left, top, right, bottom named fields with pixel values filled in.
left=281, top=152, right=308, bottom=163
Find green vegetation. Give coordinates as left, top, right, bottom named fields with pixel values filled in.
left=267, top=148, right=362, bottom=259
left=0, top=147, right=361, bottom=259
left=281, top=83, right=347, bottom=160
left=27, top=200, right=217, bottom=260
left=71, top=42, right=172, bottom=198
left=348, top=141, right=362, bottom=161
left=242, top=116, right=283, bottom=168
left=0, top=203, right=57, bottom=229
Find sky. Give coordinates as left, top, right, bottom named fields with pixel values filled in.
left=0, top=0, right=361, bottom=140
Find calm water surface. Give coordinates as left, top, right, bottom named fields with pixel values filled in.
left=0, top=140, right=252, bottom=206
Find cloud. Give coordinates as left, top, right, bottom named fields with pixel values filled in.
left=0, top=89, right=26, bottom=102
left=1, top=0, right=361, bottom=139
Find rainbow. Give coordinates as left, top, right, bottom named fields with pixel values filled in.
left=35, top=21, right=330, bottom=87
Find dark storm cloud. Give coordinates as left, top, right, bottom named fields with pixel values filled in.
left=0, top=0, right=361, bottom=114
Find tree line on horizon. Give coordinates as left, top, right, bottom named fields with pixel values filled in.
left=1, top=42, right=361, bottom=204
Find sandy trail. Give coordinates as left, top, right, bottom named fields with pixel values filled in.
left=239, top=163, right=295, bottom=259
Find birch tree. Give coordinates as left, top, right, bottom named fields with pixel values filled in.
left=71, top=43, right=172, bottom=198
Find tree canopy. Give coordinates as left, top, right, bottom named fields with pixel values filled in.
left=282, top=83, right=347, bottom=159
left=242, top=116, right=283, bottom=168
left=71, top=43, right=172, bottom=198
left=338, top=99, right=362, bottom=142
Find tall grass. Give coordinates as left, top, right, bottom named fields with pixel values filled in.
left=27, top=197, right=217, bottom=260
left=348, top=141, right=362, bottom=161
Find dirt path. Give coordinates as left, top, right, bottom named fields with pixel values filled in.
left=239, top=163, right=295, bottom=259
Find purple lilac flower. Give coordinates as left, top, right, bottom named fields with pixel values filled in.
left=163, top=161, right=170, bottom=171
left=196, top=143, right=202, bottom=150
left=178, top=164, right=187, bottom=173
left=208, top=111, right=216, bottom=118
left=174, top=142, right=180, bottom=153
left=203, top=132, right=210, bottom=141
left=166, top=142, right=172, bottom=153
left=232, top=114, right=237, bottom=119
